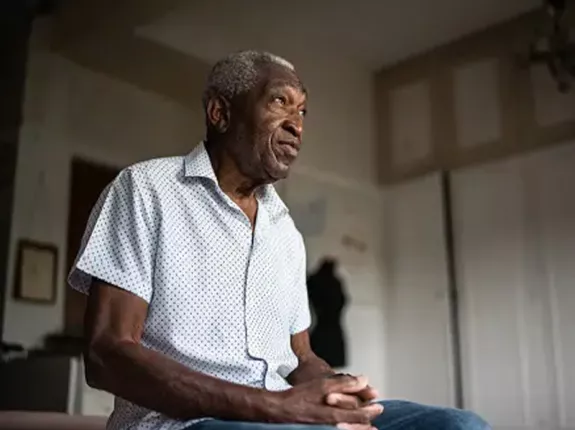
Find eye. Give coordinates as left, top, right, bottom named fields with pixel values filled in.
left=299, top=108, right=307, bottom=117
left=273, top=96, right=287, bottom=106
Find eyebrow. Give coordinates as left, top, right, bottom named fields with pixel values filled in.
left=268, top=80, right=307, bottom=98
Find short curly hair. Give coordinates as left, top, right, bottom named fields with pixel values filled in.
left=202, top=50, right=296, bottom=109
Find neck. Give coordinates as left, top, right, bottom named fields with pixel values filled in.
left=205, top=138, right=263, bottom=201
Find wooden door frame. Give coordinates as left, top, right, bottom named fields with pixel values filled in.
left=64, top=157, right=119, bottom=335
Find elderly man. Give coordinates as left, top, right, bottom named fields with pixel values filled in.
left=69, top=51, right=489, bottom=430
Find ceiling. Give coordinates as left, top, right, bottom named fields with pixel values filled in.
left=139, top=0, right=541, bottom=70
left=52, top=0, right=542, bottom=112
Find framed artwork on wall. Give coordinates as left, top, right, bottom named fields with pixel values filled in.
left=13, top=239, right=58, bottom=304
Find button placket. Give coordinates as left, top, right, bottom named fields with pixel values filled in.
left=244, top=205, right=273, bottom=387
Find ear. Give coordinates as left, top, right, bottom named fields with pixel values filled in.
left=206, top=96, right=231, bottom=133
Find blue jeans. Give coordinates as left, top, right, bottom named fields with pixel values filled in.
left=190, top=400, right=490, bottom=430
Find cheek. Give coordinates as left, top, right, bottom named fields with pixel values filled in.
left=256, top=120, right=277, bottom=142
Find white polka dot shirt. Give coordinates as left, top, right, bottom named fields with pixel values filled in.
left=68, top=142, right=311, bottom=430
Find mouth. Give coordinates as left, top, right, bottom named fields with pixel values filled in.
left=277, top=140, right=300, bottom=158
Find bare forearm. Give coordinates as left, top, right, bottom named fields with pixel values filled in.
left=87, top=341, right=279, bottom=421
left=287, top=354, right=334, bottom=385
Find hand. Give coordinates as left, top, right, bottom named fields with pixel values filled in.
left=325, top=375, right=381, bottom=430
left=325, top=375, right=379, bottom=409
left=272, top=375, right=383, bottom=426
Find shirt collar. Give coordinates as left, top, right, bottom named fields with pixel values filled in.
left=184, top=142, right=218, bottom=182
left=184, top=142, right=289, bottom=222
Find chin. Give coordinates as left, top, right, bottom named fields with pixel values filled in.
left=264, top=150, right=293, bottom=181
left=266, top=162, right=291, bottom=182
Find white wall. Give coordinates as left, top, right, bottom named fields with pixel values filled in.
left=2, top=21, right=203, bottom=347
left=281, top=172, right=386, bottom=393
left=291, top=58, right=377, bottom=184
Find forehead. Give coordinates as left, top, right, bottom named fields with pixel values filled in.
left=257, top=63, right=306, bottom=98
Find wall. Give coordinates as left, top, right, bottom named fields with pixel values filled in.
left=2, top=20, right=203, bottom=347
left=284, top=56, right=378, bottom=185
left=281, top=173, right=386, bottom=392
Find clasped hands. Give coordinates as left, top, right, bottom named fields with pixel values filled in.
left=278, top=373, right=383, bottom=430
left=326, top=373, right=382, bottom=430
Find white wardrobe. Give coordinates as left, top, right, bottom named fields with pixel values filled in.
left=385, top=141, right=575, bottom=430
left=383, top=173, right=455, bottom=408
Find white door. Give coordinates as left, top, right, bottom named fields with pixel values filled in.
left=384, top=173, right=455, bottom=407
left=452, top=157, right=533, bottom=428
left=527, top=142, right=575, bottom=430
left=453, top=142, right=575, bottom=429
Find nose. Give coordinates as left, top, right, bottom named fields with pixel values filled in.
left=283, top=116, right=303, bottom=139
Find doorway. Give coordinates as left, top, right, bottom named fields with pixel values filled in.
left=0, top=3, right=33, bottom=342
left=64, top=158, right=119, bottom=336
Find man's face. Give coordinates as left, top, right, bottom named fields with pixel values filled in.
left=228, top=64, right=307, bottom=183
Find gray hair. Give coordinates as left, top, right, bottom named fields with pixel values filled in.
left=202, top=50, right=296, bottom=109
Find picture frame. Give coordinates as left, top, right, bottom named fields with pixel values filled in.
left=13, top=239, right=58, bottom=304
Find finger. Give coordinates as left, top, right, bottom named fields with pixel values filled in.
left=360, top=402, right=384, bottom=419
left=326, top=393, right=361, bottom=409
left=356, top=386, right=379, bottom=402
left=334, top=410, right=370, bottom=425
left=336, top=423, right=377, bottom=430
left=334, top=403, right=383, bottom=425
left=325, top=374, right=369, bottom=394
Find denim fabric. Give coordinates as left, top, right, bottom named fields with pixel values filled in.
left=188, top=400, right=490, bottom=430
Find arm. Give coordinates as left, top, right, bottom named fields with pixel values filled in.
left=85, top=282, right=380, bottom=425
left=287, top=330, right=335, bottom=385
left=84, top=280, right=280, bottom=421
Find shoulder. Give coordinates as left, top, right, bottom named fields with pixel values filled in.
left=93, top=156, right=186, bottom=220
left=120, top=155, right=184, bottom=187
left=107, top=155, right=185, bottom=201
left=277, top=214, right=306, bottom=260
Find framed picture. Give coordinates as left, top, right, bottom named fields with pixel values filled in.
left=13, top=239, right=58, bottom=304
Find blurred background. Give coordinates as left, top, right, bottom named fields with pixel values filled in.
left=1, top=0, right=575, bottom=429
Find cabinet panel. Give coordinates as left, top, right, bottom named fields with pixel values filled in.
left=453, top=58, right=501, bottom=149
left=389, top=80, right=433, bottom=167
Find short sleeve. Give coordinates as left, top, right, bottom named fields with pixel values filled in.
left=68, top=168, right=158, bottom=303
left=290, top=236, right=311, bottom=335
